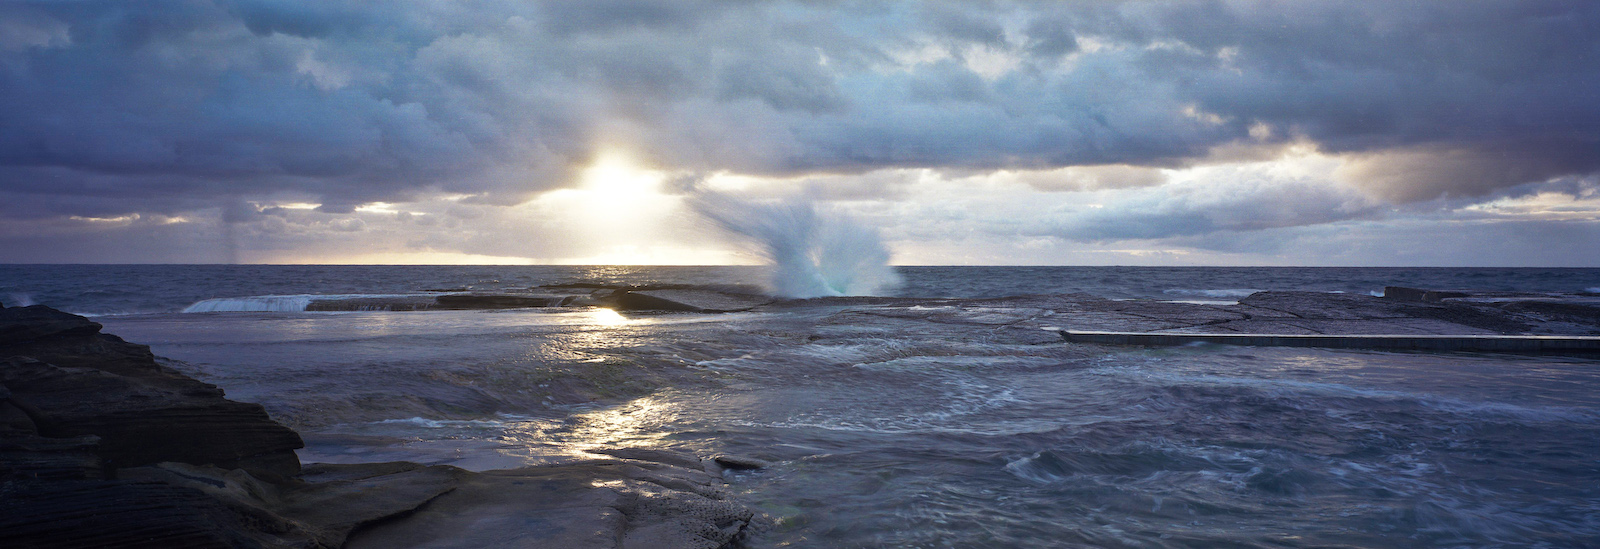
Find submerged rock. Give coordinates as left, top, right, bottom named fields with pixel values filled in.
left=0, top=305, right=103, bottom=346
left=1227, top=291, right=1535, bottom=335
left=305, top=296, right=439, bottom=311
left=613, top=289, right=773, bottom=313
left=863, top=290, right=1598, bottom=338
left=711, top=455, right=771, bottom=471
left=433, top=294, right=573, bottom=309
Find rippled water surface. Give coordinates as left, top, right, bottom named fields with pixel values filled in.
left=99, top=300, right=1600, bottom=548
left=7, top=264, right=1599, bottom=314
left=15, top=264, right=1595, bottom=546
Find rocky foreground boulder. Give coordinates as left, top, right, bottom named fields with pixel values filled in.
left=0, top=304, right=763, bottom=548
left=0, top=305, right=303, bottom=479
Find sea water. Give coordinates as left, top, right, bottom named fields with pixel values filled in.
left=3, top=264, right=1598, bottom=315
left=5, top=265, right=1600, bottom=547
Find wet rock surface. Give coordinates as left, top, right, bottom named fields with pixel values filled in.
left=613, top=289, right=774, bottom=313
left=433, top=294, right=573, bottom=309
left=345, top=458, right=763, bottom=549
left=0, top=304, right=762, bottom=549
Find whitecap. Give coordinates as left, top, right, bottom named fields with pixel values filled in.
left=1162, top=288, right=1260, bottom=298
left=181, top=293, right=426, bottom=313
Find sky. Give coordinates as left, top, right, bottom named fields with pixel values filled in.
left=1, top=0, right=1597, bottom=266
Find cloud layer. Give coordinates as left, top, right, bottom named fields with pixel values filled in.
left=1, top=0, right=1597, bottom=263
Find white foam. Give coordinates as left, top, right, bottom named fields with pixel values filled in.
left=181, top=293, right=427, bottom=313
left=183, top=295, right=315, bottom=312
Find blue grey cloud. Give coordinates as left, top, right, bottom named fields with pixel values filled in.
left=0, top=0, right=1597, bottom=260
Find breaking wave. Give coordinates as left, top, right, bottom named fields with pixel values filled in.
left=1162, top=288, right=1260, bottom=298
left=182, top=294, right=434, bottom=313
left=184, top=295, right=315, bottom=312
left=690, top=192, right=900, bottom=298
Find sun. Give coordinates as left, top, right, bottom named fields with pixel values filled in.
left=519, top=150, right=737, bottom=265
left=581, top=151, right=660, bottom=197
left=566, top=151, right=668, bottom=241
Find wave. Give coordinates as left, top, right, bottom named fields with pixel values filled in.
left=1161, top=288, right=1260, bottom=298
left=182, top=294, right=436, bottom=313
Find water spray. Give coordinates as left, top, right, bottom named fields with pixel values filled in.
left=690, top=192, right=900, bottom=298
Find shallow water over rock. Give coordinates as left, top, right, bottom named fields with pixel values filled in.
left=98, top=298, right=1600, bottom=548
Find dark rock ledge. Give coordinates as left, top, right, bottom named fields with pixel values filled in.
left=0, top=304, right=763, bottom=549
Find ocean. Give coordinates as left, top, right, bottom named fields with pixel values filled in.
left=5, top=265, right=1600, bottom=547
left=5, top=265, right=1600, bottom=315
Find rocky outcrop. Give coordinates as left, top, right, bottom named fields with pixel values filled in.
left=0, top=476, right=308, bottom=549
left=0, top=305, right=316, bottom=547
left=344, top=456, right=764, bottom=549
left=1008, top=291, right=1541, bottom=335
left=1, top=305, right=304, bottom=479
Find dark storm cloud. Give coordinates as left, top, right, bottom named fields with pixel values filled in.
left=1129, top=1, right=1600, bottom=200
left=1, top=0, right=1597, bottom=225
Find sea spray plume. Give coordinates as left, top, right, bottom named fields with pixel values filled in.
left=689, top=192, right=901, bottom=298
